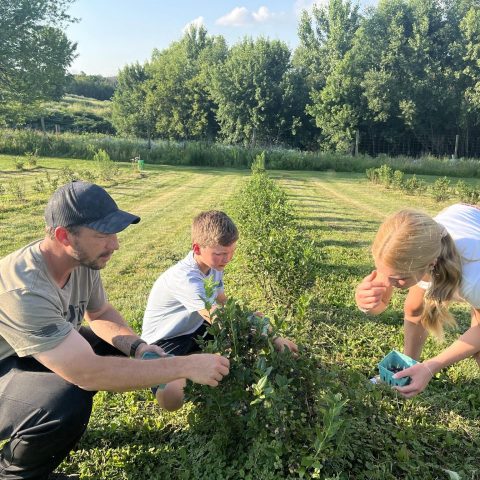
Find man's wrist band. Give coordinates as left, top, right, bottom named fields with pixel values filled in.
left=130, top=339, right=147, bottom=357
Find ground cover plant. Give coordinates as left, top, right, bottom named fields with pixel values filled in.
left=0, top=155, right=479, bottom=479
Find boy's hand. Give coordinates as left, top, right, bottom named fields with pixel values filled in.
left=273, top=336, right=298, bottom=355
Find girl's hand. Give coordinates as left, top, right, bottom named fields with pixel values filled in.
left=393, top=363, right=435, bottom=398
left=355, top=270, right=387, bottom=313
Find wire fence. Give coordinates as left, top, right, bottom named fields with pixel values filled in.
left=357, top=132, right=480, bottom=158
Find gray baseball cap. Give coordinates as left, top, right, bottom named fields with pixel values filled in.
left=45, top=181, right=140, bottom=233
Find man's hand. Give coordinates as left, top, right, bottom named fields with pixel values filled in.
left=185, top=353, right=230, bottom=386
left=393, top=363, right=435, bottom=398
left=355, top=270, right=388, bottom=312
left=135, top=342, right=166, bottom=359
left=273, top=336, right=298, bottom=355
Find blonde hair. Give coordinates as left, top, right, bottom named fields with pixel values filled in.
left=372, top=209, right=462, bottom=339
left=192, top=210, right=238, bottom=247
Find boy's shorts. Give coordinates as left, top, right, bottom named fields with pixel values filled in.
left=148, top=322, right=212, bottom=395
left=152, top=322, right=213, bottom=356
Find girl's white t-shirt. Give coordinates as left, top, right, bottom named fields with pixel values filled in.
left=417, top=204, right=480, bottom=308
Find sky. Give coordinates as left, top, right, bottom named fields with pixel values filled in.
left=66, top=0, right=374, bottom=77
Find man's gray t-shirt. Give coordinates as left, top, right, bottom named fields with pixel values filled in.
left=0, top=240, right=107, bottom=360
left=142, top=251, right=224, bottom=344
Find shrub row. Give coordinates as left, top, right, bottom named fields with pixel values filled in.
left=229, top=153, right=320, bottom=311
left=183, top=172, right=345, bottom=478
left=366, top=164, right=480, bottom=203
left=4, top=129, right=480, bottom=176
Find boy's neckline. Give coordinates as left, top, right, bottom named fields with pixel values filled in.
left=193, top=252, right=211, bottom=275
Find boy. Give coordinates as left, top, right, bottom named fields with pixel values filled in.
left=142, top=210, right=297, bottom=410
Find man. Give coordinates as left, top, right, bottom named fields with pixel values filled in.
left=0, top=181, right=230, bottom=479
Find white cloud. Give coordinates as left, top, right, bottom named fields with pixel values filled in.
left=216, top=6, right=280, bottom=27
left=182, top=16, right=205, bottom=33
left=294, top=0, right=328, bottom=16
left=252, top=6, right=273, bottom=23
left=216, top=7, right=250, bottom=27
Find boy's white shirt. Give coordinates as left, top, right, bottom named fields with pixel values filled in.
left=141, top=251, right=224, bottom=344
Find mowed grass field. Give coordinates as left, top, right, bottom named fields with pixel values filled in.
left=0, top=154, right=479, bottom=479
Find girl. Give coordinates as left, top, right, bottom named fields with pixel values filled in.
left=355, top=204, right=480, bottom=398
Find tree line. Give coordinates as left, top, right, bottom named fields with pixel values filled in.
left=3, top=0, right=480, bottom=156
left=111, top=0, right=480, bottom=156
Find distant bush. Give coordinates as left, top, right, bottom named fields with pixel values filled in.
left=366, top=165, right=479, bottom=203
left=93, top=149, right=119, bottom=182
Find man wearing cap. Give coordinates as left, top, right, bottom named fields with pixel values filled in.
left=0, top=181, right=230, bottom=480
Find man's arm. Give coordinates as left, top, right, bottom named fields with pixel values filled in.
left=34, top=329, right=230, bottom=392
left=84, top=302, right=151, bottom=357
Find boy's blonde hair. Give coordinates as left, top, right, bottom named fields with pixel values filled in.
left=192, top=211, right=238, bottom=247
left=372, top=209, right=462, bottom=339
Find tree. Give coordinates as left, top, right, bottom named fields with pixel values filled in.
left=0, top=0, right=77, bottom=123
left=148, top=25, right=227, bottom=140
left=66, top=73, right=116, bottom=100
left=294, top=0, right=361, bottom=91
left=293, top=0, right=361, bottom=150
left=210, top=37, right=305, bottom=146
left=112, top=63, right=155, bottom=147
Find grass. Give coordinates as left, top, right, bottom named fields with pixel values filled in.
left=0, top=155, right=479, bottom=479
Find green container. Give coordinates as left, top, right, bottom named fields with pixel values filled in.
left=138, top=159, right=145, bottom=170
left=141, top=351, right=173, bottom=391
left=378, top=350, right=417, bottom=386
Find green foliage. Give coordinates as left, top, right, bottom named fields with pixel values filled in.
left=66, top=73, right=116, bottom=101
left=6, top=178, right=26, bottom=202
left=250, top=151, right=266, bottom=174
left=429, top=176, right=453, bottom=202
left=230, top=169, right=319, bottom=310
left=455, top=180, right=480, bottom=203
left=403, top=174, right=427, bottom=195
left=20, top=95, right=115, bottom=135
left=366, top=165, right=480, bottom=203
left=377, top=164, right=394, bottom=188
left=13, top=157, right=24, bottom=171
left=112, top=63, right=155, bottom=142
left=210, top=36, right=309, bottom=147
left=0, top=0, right=76, bottom=123
left=93, top=149, right=119, bottom=182
left=147, top=25, right=226, bottom=141
left=185, top=295, right=345, bottom=479
left=5, top=130, right=480, bottom=180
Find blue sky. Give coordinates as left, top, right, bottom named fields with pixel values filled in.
left=66, top=1, right=373, bottom=77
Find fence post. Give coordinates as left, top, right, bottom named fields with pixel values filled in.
left=453, top=134, right=459, bottom=159
left=355, top=130, right=359, bottom=156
